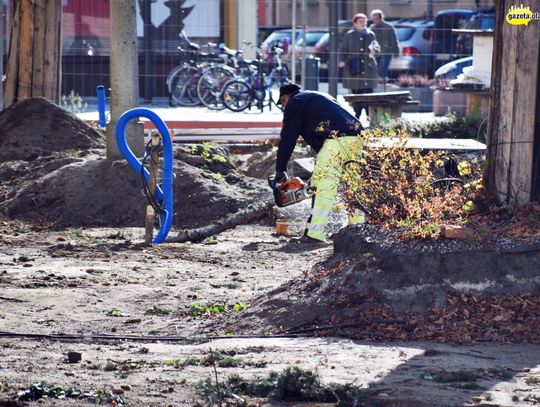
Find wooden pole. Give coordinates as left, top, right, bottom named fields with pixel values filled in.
left=3, top=0, right=61, bottom=107
left=43, top=0, right=62, bottom=102
left=144, top=134, right=161, bottom=245
left=107, top=0, right=143, bottom=160
left=4, top=0, right=21, bottom=106
left=0, top=1, right=4, bottom=110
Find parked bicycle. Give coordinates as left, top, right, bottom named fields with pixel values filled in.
left=166, top=36, right=239, bottom=109
left=221, top=45, right=290, bottom=112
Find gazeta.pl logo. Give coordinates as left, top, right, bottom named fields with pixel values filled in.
left=506, top=4, right=539, bottom=25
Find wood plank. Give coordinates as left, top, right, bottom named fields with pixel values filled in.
left=368, top=138, right=486, bottom=151
left=32, top=0, right=47, bottom=96
left=494, top=0, right=517, bottom=203
left=172, top=128, right=280, bottom=135
left=348, top=91, right=412, bottom=97
left=17, top=0, right=35, bottom=100
left=509, top=18, right=539, bottom=205
left=42, top=0, right=61, bottom=101
left=4, top=0, right=21, bottom=107
left=172, top=133, right=280, bottom=142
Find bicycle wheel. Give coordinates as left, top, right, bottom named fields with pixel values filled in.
left=169, top=66, right=200, bottom=107
left=197, top=65, right=235, bottom=110
left=222, top=80, right=253, bottom=112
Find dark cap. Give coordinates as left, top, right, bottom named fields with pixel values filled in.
left=278, top=83, right=301, bottom=100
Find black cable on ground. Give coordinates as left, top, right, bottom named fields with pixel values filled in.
left=0, top=320, right=410, bottom=344
left=140, top=138, right=164, bottom=214
left=0, top=331, right=302, bottom=344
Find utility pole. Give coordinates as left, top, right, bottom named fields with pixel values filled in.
left=328, top=0, right=339, bottom=98
left=427, top=0, right=434, bottom=20
left=107, top=0, right=143, bottom=160
left=142, top=0, right=152, bottom=104
left=291, top=0, right=296, bottom=82
left=300, top=0, right=306, bottom=89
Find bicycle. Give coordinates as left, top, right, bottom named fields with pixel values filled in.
left=166, top=40, right=238, bottom=108
left=221, top=46, right=290, bottom=112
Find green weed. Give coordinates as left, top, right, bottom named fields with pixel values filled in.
left=525, top=375, right=540, bottom=385
left=61, top=90, right=88, bottom=114
left=190, top=302, right=247, bottom=317
left=196, top=366, right=366, bottom=404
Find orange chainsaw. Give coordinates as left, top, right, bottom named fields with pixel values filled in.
left=268, top=175, right=313, bottom=207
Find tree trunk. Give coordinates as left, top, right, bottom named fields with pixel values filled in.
left=3, top=0, right=61, bottom=108
left=106, top=0, right=143, bottom=160
left=486, top=1, right=540, bottom=207
left=170, top=199, right=275, bottom=243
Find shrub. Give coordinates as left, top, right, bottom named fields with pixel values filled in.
left=339, top=127, right=484, bottom=239
left=379, top=111, right=488, bottom=143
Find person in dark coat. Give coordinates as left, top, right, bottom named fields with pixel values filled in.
left=339, top=13, right=379, bottom=119
left=273, top=83, right=364, bottom=243
left=369, top=9, right=399, bottom=80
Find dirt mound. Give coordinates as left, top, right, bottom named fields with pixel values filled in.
left=0, top=97, right=104, bottom=162
left=0, top=98, right=269, bottom=229
left=223, top=223, right=540, bottom=344
left=2, top=155, right=267, bottom=229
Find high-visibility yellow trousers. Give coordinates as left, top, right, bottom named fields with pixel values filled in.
left=306, top=136, right=363, bottom=241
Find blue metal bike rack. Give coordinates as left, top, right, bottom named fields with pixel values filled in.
left=115, top=108, right=174, bottom=244
left=96, top=85, right=107, bottom=128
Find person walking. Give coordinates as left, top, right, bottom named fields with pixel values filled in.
left=273, top=83, right=365, bottom=244
left=369, top=9, right=399, bottom=81
left=339, top=13, right=379, bottom=119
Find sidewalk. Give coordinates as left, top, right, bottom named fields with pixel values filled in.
left=78, top=82, right=436, bottom=139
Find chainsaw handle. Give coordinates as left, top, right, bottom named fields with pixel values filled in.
left=268, top=172, right=289, bottom=189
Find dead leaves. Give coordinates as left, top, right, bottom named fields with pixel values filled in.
left=296, top=293, right=540, bottom=344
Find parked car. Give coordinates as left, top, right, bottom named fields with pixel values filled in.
left=434, top=56, right=473, bottom=79
left=455, top=9, right=495, bottom=56
left=260, top=27, right=327, bottom=66
left=257, top=25, right=290, bottom=47
left=430, top=9, right=476, bottom=70
left=388, top=19, right=434, bottom=78
left=313, top=20, right=354, bottom=67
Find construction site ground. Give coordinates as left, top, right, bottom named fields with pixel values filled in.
left=0, top=98, right=539, bottom=406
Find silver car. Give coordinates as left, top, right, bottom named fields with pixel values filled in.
left=388, top=19, right=434, bottom=77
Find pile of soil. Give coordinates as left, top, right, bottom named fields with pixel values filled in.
left=0, top=97, right=104, bottom=161
left=223, top=223, right=540, bottom=344
left=0, top=98, right=268, bottom=230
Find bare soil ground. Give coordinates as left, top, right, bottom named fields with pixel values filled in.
left=1, top=98, right=540, bottom=406
left=1, top=222, right=540, bottom=407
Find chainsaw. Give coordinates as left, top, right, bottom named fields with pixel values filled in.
left=268, top=175, right=313, bottom=207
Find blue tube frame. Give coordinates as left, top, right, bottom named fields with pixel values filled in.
left=96, top=85, right=107, bottom=128
left=115, top=108, right=174, bottom=244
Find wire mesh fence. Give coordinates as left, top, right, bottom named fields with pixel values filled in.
left=1, top=0, right=495, bottom=113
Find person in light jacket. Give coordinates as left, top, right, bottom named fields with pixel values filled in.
left=339, top=13, right=379, bottom=119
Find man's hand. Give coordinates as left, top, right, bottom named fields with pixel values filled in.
left=269, top=171, right=287, bottom=189
left=275, top=171, right=287, bottom=183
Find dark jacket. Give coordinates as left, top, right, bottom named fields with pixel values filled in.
left=276, top=91, right=362, bottom=172
left=369, top=21, right=399, bottom=56
left=340, top=28, right=379, bottom=90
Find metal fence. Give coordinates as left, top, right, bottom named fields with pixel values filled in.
left=1, top=0, right=495, bottom=114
